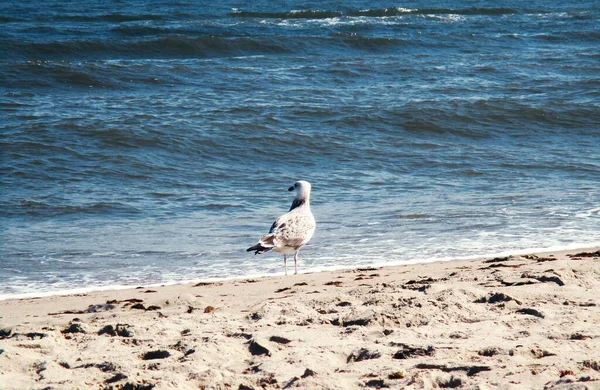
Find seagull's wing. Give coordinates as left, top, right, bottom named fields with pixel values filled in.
left=269, top=216, right=286, bottom=234
left=270, top=211, right=315, bottom=248
left=247, top=212, right=290, bottom=254
left=249, top=208, right=315, bottom=254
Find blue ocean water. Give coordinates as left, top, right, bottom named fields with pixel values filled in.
left=1, top=0, right=599, bottom=298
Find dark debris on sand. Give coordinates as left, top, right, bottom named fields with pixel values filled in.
left=391, top=343, right=435, bottom=359
left=523, top=254, right=557, bottom=263
left=141, top=350, right=171, bottom=360
left=516, top=308, right=545, bottom=318
left=301, top=368, right=316, bottom=378
left=98, top=324, right=133, bottom=337
left=483, top=256, right=512, bottom=263
left=74, top=362, right=116, bottom=372
left=414, top=363, right=491, bottom=377
left=49, top=303, right=116, bottom=316
left=437, top=375, right=463, bottom=388
left=269, top=335, right=291, bottom=344
left=478, top=347, right=504, bottom=357
left=347, top=348, right=381, bottom=363
left=581, top=360, right=600, bottom=371
left=61, top=323, right=86, bottom=334
left=475, top=292, right=521, bottom=305
left=109, top=382, right=155, bottom=390
left=568, top=251, right=600, bottom=258
left=364, top=378, right=389, bottom=388
left=228, top=332, right=253, bottom=340
left=401, top=277, right=441, bottom=293
left=570, top=333, right=591, bottom=340
left=0, top=328, right=12, bottom=339
left=248, top=339, right=271, bottom=356
left=105, top=373, right=128, bottom=384
left=530, top=348, right=556, bottom=359
left=521, top=272, right=565, bottom=286
left=330, top=317, right=372, bottom=327
left=482, top=263, right=524, bottom=269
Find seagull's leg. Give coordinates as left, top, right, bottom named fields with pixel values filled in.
left=294, top=252, right=298, bottom=275
left=284, top=255, right=287, bottom=276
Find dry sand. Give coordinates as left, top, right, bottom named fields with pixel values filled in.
left=1, top=248, right=599, bottom=390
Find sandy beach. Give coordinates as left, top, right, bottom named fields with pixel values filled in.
left=1, top=248, right=599, bottom=390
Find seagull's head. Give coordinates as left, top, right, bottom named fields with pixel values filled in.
left=288, top=180, right=312, bottom=199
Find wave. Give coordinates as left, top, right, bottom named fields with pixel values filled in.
left=576, top=207, right=600, bottom=219
left=1, top=32, right=416, bottom=63
left=333, top=34, right=408, bottom=50
left=232, top=9, right=344, bottom=19
left=110, top=25, right=174, bottom=36
left=355, top=7, right=518, bottom=17
left=2, top=35, right=291, bottom=61
left=11, top=200, right=142, bottom=217
left=0, top=15, right=23, bottom=22
left=469, top=100, right=600, bottom=129
left=49, top=13, right=166, bottom=23
left=231, top=7, right=518, bottom=19
left=0, top=61, right=119, bottom=89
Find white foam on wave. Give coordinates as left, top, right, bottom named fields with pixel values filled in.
left=2, top=243, right=598, bottom=302
left=576, top=207, right=600, bottom=218
left=267, top=15, right=409, bottom=28
left=304, top=242, right=600, bottom=273
left=424, top=14, right=466, bottom=22
left=0, top=284, right=139, bottom=302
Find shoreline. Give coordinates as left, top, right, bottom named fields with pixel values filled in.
left=2, top=243, right=599, bottom=302
left=1, top=246, right=599, bottom=389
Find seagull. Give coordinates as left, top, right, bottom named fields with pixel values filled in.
left=247, top=180, right=316, bottom=275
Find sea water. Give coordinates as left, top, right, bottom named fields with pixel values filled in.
left=1, top=0, right=599, bottom=298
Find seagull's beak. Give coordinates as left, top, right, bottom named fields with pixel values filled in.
left=288, top=185, right=295, bottom=192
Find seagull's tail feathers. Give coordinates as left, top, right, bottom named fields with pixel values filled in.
left=247, top=234, right=276, bottom=255
left=246, top=243, right=272, bottom=255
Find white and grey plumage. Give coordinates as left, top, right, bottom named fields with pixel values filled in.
left=247, top=180, right=316, bottom=275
